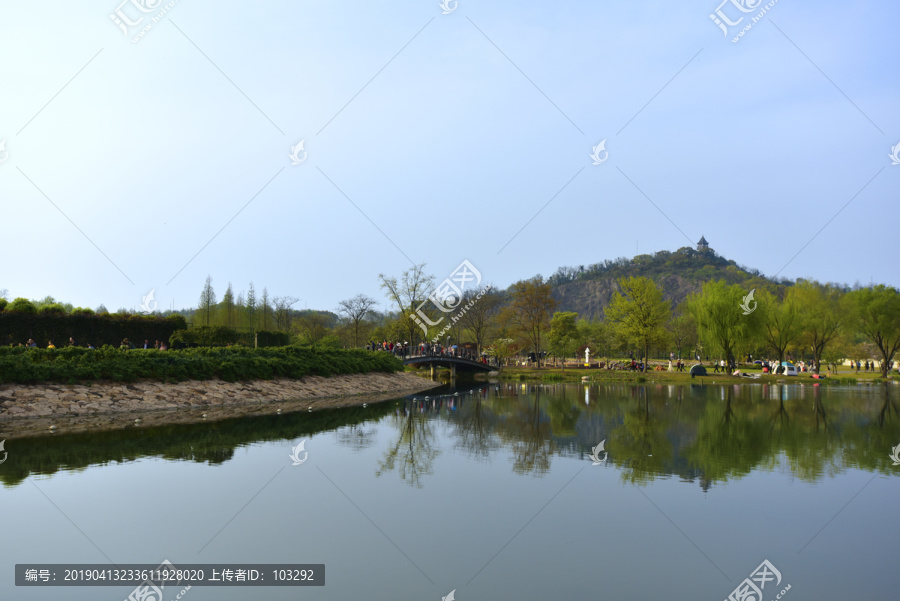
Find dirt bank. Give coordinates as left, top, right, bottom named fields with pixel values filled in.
left=0, top=372, right=440, bottom=436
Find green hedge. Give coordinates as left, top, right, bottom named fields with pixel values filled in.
left=0, top=312, right=187, bottom=348
left=0, top=345, right=403, bottom=384
left=169, top=326, right=290, bottom=348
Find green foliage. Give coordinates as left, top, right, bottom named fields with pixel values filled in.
left=848, top=284, right=900, bottom=377
left=605, top=276, right=670, bottom=368
left=38, top=303, right=67, bottom=315
left=548, top=311, right=580, bottom=366
left=548, top=246, right=766, bottom=288
left=0, top=346, right=403, bottom=384
left=0, top=299, right=7, bottom=311
left=0, top=311, right=184, bottom=348
left=687, top=280, right=761, bottom=363
left=170, top=326, right=290, bottom=348
left=7, top=298, right=37, bottom=314
left=171, top=326, right=239, bottom=347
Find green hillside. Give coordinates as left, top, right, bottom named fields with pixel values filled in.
left=546, top=245, right=785, bottom=319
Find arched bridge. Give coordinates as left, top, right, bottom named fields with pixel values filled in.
left=403, top=355, right=495, bottom=376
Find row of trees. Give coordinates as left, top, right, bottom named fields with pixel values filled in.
left=538, top=278, right=899, bottom=377
left=5, top=270, right=899, bottom=374
left=360, top=268, right=900, bottom=378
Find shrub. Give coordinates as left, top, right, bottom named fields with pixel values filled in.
left=38, top=303, right=68, bottom=315
left=7, top=298, right=37, bottom=314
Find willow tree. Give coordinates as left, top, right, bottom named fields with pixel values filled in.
left=605, top=276, right=670, bottom=371
left=788, top=280, right=846, bottom=373
left=849, top=284, right=900, bottom=378
left=756, top=288, right=802, bottom=367
left=687, top=280, right=761, bottom=369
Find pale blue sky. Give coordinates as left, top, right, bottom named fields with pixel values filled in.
left=1, top=0, right=897, bottom=313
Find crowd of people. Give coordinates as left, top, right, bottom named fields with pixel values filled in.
left=366, top=340, right=492, bottom=364
left=12, top=337, right=168, bottom=350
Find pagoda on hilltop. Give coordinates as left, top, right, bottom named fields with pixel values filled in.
left=697, top=235, right=709, bottom=251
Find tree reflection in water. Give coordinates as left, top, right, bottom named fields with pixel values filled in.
left=375, top=400, right=439, bottom=488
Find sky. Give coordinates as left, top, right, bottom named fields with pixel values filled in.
left=1, top=0, right=898, bottom=315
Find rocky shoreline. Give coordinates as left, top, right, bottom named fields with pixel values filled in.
left=0, top=372, right=441, bottom=437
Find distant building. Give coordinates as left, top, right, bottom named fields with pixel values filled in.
left=697, top=235, right=709, bottom=251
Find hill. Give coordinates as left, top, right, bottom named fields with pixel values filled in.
left=545, top=245, right=783, bottom=319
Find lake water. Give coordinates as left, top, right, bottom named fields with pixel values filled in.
left=2, top=381, right=899, bottom=600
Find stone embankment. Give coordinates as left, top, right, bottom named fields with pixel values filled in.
left=0, top=372, right=440, bottom=437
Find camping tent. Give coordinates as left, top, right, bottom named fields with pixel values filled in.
left=690, top=364, right=707, bottom=376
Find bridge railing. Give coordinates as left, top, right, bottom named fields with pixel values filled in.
left=366, top=345, right=503, bottom=367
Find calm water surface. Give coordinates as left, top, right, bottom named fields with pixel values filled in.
left=2, top=382, right=899, bottom=600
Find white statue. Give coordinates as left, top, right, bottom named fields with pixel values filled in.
left=584, top=347, right=591, bottom=363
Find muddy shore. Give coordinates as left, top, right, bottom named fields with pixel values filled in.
left=0, top=372, right=441, bottom=438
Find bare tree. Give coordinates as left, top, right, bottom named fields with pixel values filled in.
left=378, top=263, right=435, bottom=344
left=273, top=296, right=300, bottom=333
left=459, top=286, right=502, bottom=356
left=338, top=294, right=379, bottom=347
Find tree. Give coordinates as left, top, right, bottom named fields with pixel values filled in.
left=486, top=338, right=519, bottom=367
left=293, top=311, right=332, bottom=344
left=504, top=277, right=556, bottom=367
left=789, top=281, right=846, bottom=373
left=222, top=283, right=236, bottom=328
left=378, top=263, right=435, bottom=345
left=849, top=285, right=900, bottom=378
left=197, top=276, right=216, bottom=326
left=687, top=281, right=762, bottom=370
left=547, top=311, right=580, bottom=368
left=578, top=318, right=614, bottom=365
left=458, top=287, right=503, bottom=356
left=756, top=288, right=802, bottom=367
left=273, top=296, right=299, bottom=333
left=7, top=298, right=37, bottom=314
left=605, top=277, right=670, bottom=372
left=245, top=282, right=257, bottom=330
left=338, top=294, right=379, bottom=348
left=260, top=287, right=271, bottom=331
left=667, top=309, right=697, bottom=360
